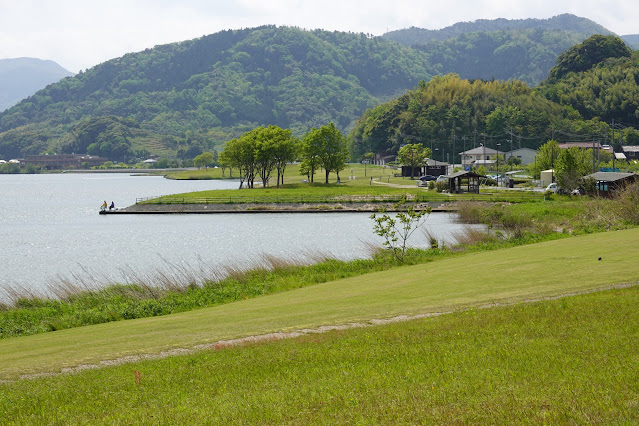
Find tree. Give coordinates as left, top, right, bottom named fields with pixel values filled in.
left=397, top=143, right=431, bottom=179
left=193, top=151, right=214, bottom=169
left=370, top=197, right=431, bottom=263
left=302, top=123, right=349, bottom=184
left=532, top=140, right=560, bottom=179
left=363, top=151, right=374, bottom=176
left=221, top=137, right=256, bottom=189
left=556, top=146, right=592, bottom=191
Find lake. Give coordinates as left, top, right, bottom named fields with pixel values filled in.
left=0, top=173, right=473, bottom=298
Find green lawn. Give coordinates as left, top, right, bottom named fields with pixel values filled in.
left=1, top=284, right=637, bottom=423
left=1, top=227, right=638, bottom=381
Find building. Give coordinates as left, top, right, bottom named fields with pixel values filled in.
left=503, top=148, right=537, bottom=166
left=622, top=146, right=639, bottom=161
left=21, top=154, right=108, bottom=170
left=583, top=172, right=637, bottom=197
left=558, top=142, right=603, bottom=150
left=459, top=146, right=503, bottom=169
left=400, top=158, right=448, bottom=178
left=446, top=171, right=485, bottom=194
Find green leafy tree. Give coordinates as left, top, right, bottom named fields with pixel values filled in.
left=302, top=123, right=348, bottom=184
left=532, top=140, right=560, bottom=179
left=363, top=152, right=374, bottom=176
left=193, top=152, right=215, bottom=169
left=370, top=197, right=431, bottom=263
left=397, top=143, right=431, bottom=179
left=221, top=137, right=257, bottom=189
left=556, top=147, right=592, bottom=191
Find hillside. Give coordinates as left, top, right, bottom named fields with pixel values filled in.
left=349, top=74, right=568, bottom=159
left=382, top=14, right=617, bottom=86
left=0, top=58, right=73, bottom=113
left=538, top=35, right=639, bottom=141
left=621, top=34, right=639, bottom=50
left=0, top=26, right=435, bottom=161
left=0, top=17, right=631, bottom=162
left=382, top=14, right=613, bottom=45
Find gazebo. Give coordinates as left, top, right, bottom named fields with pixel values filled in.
left=446, top=171, right=485, bottom=194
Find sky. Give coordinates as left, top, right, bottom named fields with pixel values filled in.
left=0, top=0, right=637, bottom=73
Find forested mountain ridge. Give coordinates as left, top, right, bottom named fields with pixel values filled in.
left=0, top=19, right=635, bottom=162
left=0, top=58, right=73, bottom=113
left=350, top=35, right=639, bottom=160
left=382, top=14, right=613, bottom=45
left=0, top=26, right=435, bottom=161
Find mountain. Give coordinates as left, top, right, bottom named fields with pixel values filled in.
left=350, top=35, right=639, bottom=160
left=539, top=35, right=639, bottom=131
left=381, top=14, right=618, bottom=86
left=621, top=35, right=639, bottom=50
left=0, top=18, right=630, bottom=162
left=0, top=58, right=73, bottom=113
left=382, top=14, right=613, bottom=45
left=0, top=26, right=435, bottom=161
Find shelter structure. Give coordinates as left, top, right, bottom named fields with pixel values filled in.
left=583, top=172, right=637, bottom=197
left=446, top=170, right=485, bottom=194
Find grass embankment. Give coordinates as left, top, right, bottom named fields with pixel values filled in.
left=1, top=227, right=638, bottom=382
left=155, top=163, right=546, bottom=204
left=1, top=279, right=638, bottom=422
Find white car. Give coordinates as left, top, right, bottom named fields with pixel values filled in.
left=546, top=183, right=559, bottom=193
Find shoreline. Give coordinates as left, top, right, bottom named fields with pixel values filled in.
left=100, top=201, right=457, bottom=214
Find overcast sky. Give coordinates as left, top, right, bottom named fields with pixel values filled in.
left=0, top=0, right=636, bottom=73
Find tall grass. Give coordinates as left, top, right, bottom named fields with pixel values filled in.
left=0, top=247, right=458, bottom=339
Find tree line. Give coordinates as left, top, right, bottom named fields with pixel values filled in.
left=218, top=123, right=348, bottom=189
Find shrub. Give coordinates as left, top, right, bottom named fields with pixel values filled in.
left=614, top=181, right=639, bottom=224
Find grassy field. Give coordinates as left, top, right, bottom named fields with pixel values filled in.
left=1, top=227, right=638, bottom=382
left=1, top=282, right=637, bottom=423
left=147, top=163, right=548, bottom=205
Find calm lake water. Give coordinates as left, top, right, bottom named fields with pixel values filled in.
left=0, top=173, right=472, bottom=298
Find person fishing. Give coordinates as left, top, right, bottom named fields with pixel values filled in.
left=109, top=201, right=115, bottom=210
left=100, top=200, right=107, bottom=212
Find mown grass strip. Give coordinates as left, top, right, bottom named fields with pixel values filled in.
left=0, top=227, right=638, bottom=380
left=1, top=286, right=638, bottom=423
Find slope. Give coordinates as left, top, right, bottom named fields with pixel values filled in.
left=1, top=227, right=638, bottom=380
left=0, top=26, right=435, bottom=161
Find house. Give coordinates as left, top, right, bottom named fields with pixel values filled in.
left=622, top=146, right=639, bottom=161
left=400, top=158, right=448, bottom=178
left=459, top=146, right=503, bottom=169
left=503, top=148, right=537, bottom=166
left=558, top=141, right=603, bottom=150
left=583, top=171, right=637, bottom=197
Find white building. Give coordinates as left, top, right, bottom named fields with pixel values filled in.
left=504, top=148, right=537, bottom=166
left=459, top=146, right=503, bottom=168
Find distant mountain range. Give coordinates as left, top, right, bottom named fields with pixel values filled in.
left=0, top=14, right=636, bottom=161
left=0, top=58, right=73, bottom=112
left=382, top=14, right=615, bottom=44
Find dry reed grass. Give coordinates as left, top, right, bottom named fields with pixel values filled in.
left=0, top=251, right=339, bottom=308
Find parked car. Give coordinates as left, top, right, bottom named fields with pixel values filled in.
left=546, top=183, right=559, bottom=193
left=436, top=175, right=448, bottom=183
left=416, top=175, right=437, bottom=186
